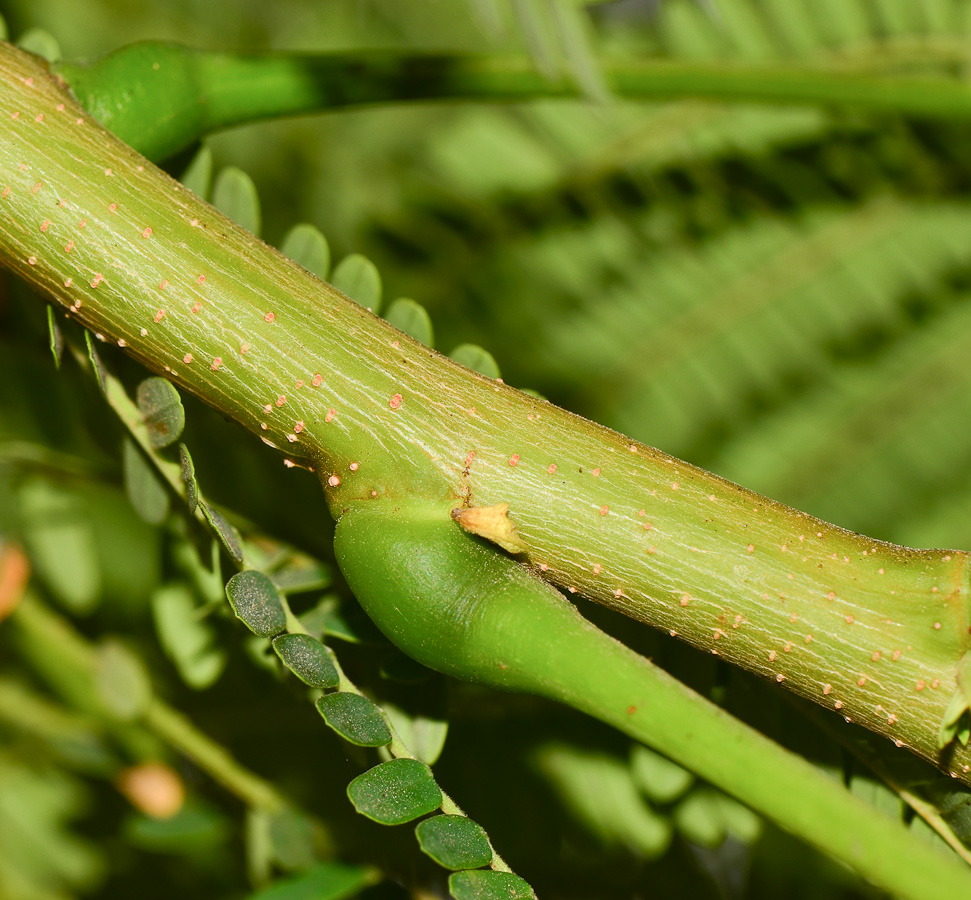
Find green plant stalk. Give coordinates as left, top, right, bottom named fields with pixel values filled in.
left=1, top=43, right=969, bottom=780
left=335, top=497, right=971, bottom=900
left=51, top=41, right=971, bottom=161
left=9, top=592, right=286, bottom=813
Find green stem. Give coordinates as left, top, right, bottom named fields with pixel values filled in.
left=9, top=593, right=287, bottom=813
left=51, top=41, right=971, bottom=161
left=334, top=496, right=971, bottom=900
left=142, top=701, right=283, bottom=812
left=1, top=42, right=969, bottom=780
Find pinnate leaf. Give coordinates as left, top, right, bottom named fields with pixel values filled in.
left=272, top=633, right=339, bottom=689
left=247, top=860, right=374, bottom=900
left=136, top=377, right=185, bottom=449
left=212, top=166, right=261, bottom=235
left=347, top=759, right=442, bottom=825
left=630, top=744, right=693, bottom=803
left=47, top=305, right=63, bottom=368
left=415, top=815, right=493, bottom=870
left=385, top=298, right=434, bottom=346
left=448, top=870, right=535, bottom=900
left=332, top=254, right=382, bottom=313
left=123, top=438, right=169, bottom=525
left=94, top=639, right=152, bottom=720
left=180, top=144, right=213, bottom=200
left=281, top=224, right=331, bottom=280
left=19, top=477, right=101, bottom=613
left=201, top=502, right=244, bottom=563
left=315, top=692, right=392, bottom=747
left=225, top=570, right=287, bottom=637
left=449, top=344, right=501, bottom=379
left=152, top=583, right=226, bottom=689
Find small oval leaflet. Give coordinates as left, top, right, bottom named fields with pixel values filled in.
left=385, top=298, right=434, bottom=347
left=449, top=344, right=501, bottom=380
left=448, top=870, right=535, bottom=900
left=415, top=815, right=493, bottom=870
left=180, top=144, right=213, bottom=201
left=17, top=27, right=61, bottom=63
left=331, top=253, right=382, bottom=314
left=46, top=304, right=63, bottom=368
left=136, top=376, right=185, bottom=448
left=225, top=570, right=287, bottom=637
left=281, top=223, right=331, bottom=281
left=123, top=437, right=170, bottom=525
left=272, top=633, right=339, bottom=689
left=315, top=692, right=392, bottom=747
left=247, top=860, right=374, bottom=900
left=630, top=744, right=693, bottom=804
left=178, top=443, right=198, bottom=513
left=346, top=758, right=442, bottom=825
left=84, top=329, right=107, bottom=394
left=212, top=165, right=261, bottom=236
left=95, top=639, right=153, bottom=721
left=201, top=502, right=244, bottom=563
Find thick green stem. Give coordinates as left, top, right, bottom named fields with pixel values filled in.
left=52, top=41, right=971, bottom=161
left=334, top=497, right=971, bottom=900
left=1, top=42, right=969, bottom=781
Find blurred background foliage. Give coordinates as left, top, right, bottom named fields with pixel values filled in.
left=4, top=0, right=971, bottom=898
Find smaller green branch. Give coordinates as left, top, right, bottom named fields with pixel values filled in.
left=8, top=593, right=288, bottom=814
left=53, top=42, right=971, bottom=161
left=142, top=701, right=283, bottom=813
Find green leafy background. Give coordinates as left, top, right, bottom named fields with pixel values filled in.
left=4, top=1, right=971, bottom=898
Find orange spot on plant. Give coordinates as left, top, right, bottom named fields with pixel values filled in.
left=592, top=467, right=601, bottom=477
left=328, top=475, right=340, bottom=487
left=91, top=273, right=103, bottom=287
left=264, top=312, right=275, bottom=323
left=211, top=358, right=222, bottom=370
left=312, top=373, right=323, bottom=387
left=153, top=309, right=165, bottom=323
left=276, top=396, right=286, bottom=407
left=39, top=219, right=49, bottom=232
left=599, top=505, right=609, bottom=516
left=547, top=464, right=557, bottom=474
left=196, top=274, right=206, bottom=284
left=64, top=241, right=74, bottom=252
left=159, top=279, right=169, bottom=290
left=509, top=454, right=520, bottom=466
left=142, top=227, right=152, bottom=238
left=0, top=543, right=30, bottom=623
left=389, top=393, right=402, bottom=409
left=190, top=301, right=202, bottom=313
left=183, top=353, right=193, bottom=364
left=325, top=408, right=336, bottom=423
left=32, top=182, right=41, bottom=194
left=294, top=421, right=305, bottom=434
